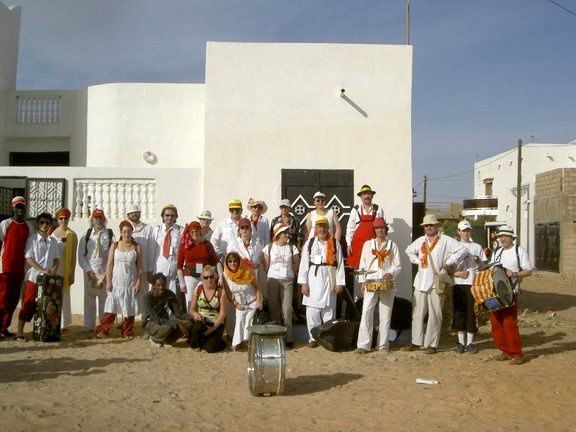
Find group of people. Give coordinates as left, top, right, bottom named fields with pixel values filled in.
left=0, top=184, right=533, bottom=364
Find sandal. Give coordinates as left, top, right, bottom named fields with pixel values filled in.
left=15, top=335, right=27, bottom=342
left=123, top=335, right=134, bottom=341
left=95, top=332, right=107, bottom=339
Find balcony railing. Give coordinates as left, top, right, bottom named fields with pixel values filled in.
left=16, top=95, right=62, bottom=125
left=74, top=179, right=156, bottom=219
left=463, top=198, right=498, bottom=209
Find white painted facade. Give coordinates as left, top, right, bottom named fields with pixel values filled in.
left=473, top=141, right=576, bottom=263
left=1, top=2, right=414, bottom=314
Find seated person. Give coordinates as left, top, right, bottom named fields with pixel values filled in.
left=188, top=265, right=227, bottom=353
left=143, top=272, right=190, bottom=348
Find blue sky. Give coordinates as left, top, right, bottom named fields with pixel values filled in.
left=12, top=0, right=576, bottom=202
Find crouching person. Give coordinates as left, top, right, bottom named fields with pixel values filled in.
left=188, top=265, right=227, bottom=353
left=143, top=273, right=191, bottom=348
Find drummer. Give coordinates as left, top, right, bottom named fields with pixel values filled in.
left=489, top=226, right=533, bottom=365
left=355, top=218, right=400, bottom=353
left=345, top=185, right=385, bottom=269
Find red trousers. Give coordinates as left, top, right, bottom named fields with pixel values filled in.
left=97, top=313, right=135, bottom=337
left=490, top=303, right=523, bottom=358
left=0, top=272, right=24, bottom=332
left=18, top=281, right=39, bottom=323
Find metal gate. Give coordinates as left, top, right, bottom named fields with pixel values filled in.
left=25, top=178, right=67, bottom=218
left=281, top=169, right=354, bottom=229
left=535, top=222, right=560, bottom=272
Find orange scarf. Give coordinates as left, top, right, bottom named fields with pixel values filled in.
left=420, top=236, right=439, bottom=268
left=372, top=248, right=390, bottom=266
left=325, top=235, right=336, bottom=265
left=224, top=257, right=255, bottom=285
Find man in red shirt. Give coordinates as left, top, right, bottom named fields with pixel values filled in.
left=0, top=197, right=33, bottom=339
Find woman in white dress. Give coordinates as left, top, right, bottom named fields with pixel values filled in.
left=96, top=220, right=142, bottom=340
left=222, top=251, right=262, bottom=351
left=304, top=191, right=341, bottom=240
left=51, top=208, right=78, bottom=330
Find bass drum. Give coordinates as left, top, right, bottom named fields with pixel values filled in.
left=247, top=324, right=287, bottom=396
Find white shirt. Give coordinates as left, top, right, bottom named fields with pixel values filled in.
left=453, top=241, right=487, bottom=285
left=228, top=237, right=264, bottom=267
left=489, top=244, right=533, bottom=286
left=149, top=223, right=183, bottom=278
left=263, top=242, right=299, bottom=280
left=249, top=215, right=271, bottom=247
left=345, top=203, right=385, bottom=244
left=131, top=222, right=154, bottom=273
left=358, top=238, right=401, bottom=283
left=25, top=233, right=61, bottom=283
left=297, top=237, right=346, bottom=286
left=405, top=234, right=467, bottom=292
left=211, top=217, right=240, bottom=258
left=78, top=227, right=115, bottom=274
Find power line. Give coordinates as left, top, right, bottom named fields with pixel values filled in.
left=544, top=0, right=576, bottom=17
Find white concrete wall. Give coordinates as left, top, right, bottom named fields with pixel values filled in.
left=474, top=142, right=576, bottom=262
left=0, top=166, right=202, bottom=316
left=85, top=83, right=205, bottom=169
left=204, top=42, right=413, bottom=298
left=0, top=2, right=21, bottom=165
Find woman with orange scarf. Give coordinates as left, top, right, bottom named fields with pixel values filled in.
left=222, top=251, right=262, bottom=351
left=51, top=208, right=78, bottom=330
left=355, top=218, right=401, bottom=353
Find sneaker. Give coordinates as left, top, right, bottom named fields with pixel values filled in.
left=355, top=348, right=370, bottom=354
left=307, top=341, right=319, bottom=348
left=510, top=356, right=525, bottom=365
left=401, top=344, right=420, bottom=352
left=149, top=339, right=163, bottom=348
left=423, top=347, right=437, bottom=354
left=456, top=343, right=465, bottom=354
left=466, top=343, right=479, bottom=354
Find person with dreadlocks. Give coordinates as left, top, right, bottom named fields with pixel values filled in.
left=297, top=215, right=345, bottom=348
left=222, top=251, right=262, bottom=351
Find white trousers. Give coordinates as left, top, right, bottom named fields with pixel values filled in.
left=233, top=304, right=257, bottom=347
left=61, top=287, right=72, bottom=329
left=412, top=289, right=445, bottom=348
left=357, top=289, right=394, bottom=350
left=183, top=275, right=202, bottom=310
left=306, top=305, right=335, bottom=343
left=84, top=283, right=106, bottom=331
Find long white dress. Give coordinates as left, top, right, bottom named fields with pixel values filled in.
left=104, top=248, right=139, bottom=316
left=224, top=274, right=257, bottom=348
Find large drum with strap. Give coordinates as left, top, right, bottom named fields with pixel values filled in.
left=471, top=265, right=515, bottom=311
left=33, top=274, right=64, bottom=342
left=247, top=324, right=287, bottom=396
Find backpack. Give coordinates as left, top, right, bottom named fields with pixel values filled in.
left=84, top=228, right=114, bottom=257
left=308, top=236, right=338, bottom=266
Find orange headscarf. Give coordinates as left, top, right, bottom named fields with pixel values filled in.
left=55, top=208, right=71, bottom=219
left=224, top=252, right=255, bottom=285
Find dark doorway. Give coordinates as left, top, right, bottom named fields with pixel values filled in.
left=10, top=152, right=70, bottom=167
left=535, top=222, right=560, bottom=272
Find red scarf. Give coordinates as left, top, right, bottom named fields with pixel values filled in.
left=420, top=236, right=439, bottom=268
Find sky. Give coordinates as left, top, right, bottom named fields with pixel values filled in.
left=10, top=0, right=576, bottom=203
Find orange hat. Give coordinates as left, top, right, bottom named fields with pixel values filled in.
left=55, top=208, right=71, bottom=219
left=119, top=220, right=132, bottom=231
left=92, top=209, right=105, bottom=218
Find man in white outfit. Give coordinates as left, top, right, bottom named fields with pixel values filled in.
left=404, top=214, right=467, bottom=354
left=211, top=199, right=243, bottom=259
left=78, top=209, right=115, bottom=332
left=298, top=216, right=345, bottom=348
left=126, top=204, right=154, bottom=305
left=355, top=218, right=401, bottom=353
left=148, top=204, right=183, bottom=297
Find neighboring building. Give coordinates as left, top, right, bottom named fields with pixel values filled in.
left=464, top=141, right=576, bottom=265
left=0, top=2, right=414, bottom=313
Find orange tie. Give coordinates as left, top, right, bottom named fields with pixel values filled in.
left=163, top=227, right=172, bottom=258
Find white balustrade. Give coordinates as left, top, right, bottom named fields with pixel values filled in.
left=16, top=95, right=62, bottom=125
left=74, top=179, right=156, bottom=219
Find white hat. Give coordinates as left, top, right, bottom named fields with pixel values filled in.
left=313, top=191, right=326, bottom=199
left=497, top=225, right=517, bottom=238
left=197, top=210, right=213, bottom=220
left=457, top=220, right=472, bottom=231
left=126, top=204, right=141, bottom=215
left=420, top=214, right=439, bottom=226
left=279, top=199, right=291, bottom=208
left=247, top=198, right=268, bottom=214
left=272, top=223, right=289, bottom=238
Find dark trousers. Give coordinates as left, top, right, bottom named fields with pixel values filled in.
left=189, top=320, right=226, bottom=353
left=452, top=284, right=477, bottom=333
left=147, top=319, right=182, bottom=344
left=0, top=272, right=24, bottom=331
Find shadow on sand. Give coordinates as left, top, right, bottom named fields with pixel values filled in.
left=283, top=372, right=363, bottom=396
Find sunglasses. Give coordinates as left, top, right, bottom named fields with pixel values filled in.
left=229, top=208, right=242, bottom=212
left=227, top=260, right=239, bottom=264
left=58, top=217, right=69, bottom=221
left=202, top=275, right=215, bottom=280
left=239, top=226, right=250, bottom=230
left=314, top=198, right=326, bottom=202
left=164, top=214, right=176, bottom=218
left=423, top=224, right=435, bottom=228
left=39, top=221, right=51, bottom=226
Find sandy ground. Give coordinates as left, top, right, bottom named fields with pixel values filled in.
left=1, top=271, right=575, bottom=432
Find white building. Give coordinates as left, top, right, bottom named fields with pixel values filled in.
left=464, top=141, right=576, bottom=263
left=0, top=2, right=414, bottom=314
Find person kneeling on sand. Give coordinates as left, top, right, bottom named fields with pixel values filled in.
left=143, top=273, right=191, bottom=348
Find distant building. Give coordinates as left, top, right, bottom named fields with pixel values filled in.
left=0, top=1, right=415, bottom=312
left=463, top=141, right=576, bottom=268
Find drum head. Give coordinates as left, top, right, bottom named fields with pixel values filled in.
left=248, top=324, right=287, bottom=336
left=492, top=266, right=514, bottom=307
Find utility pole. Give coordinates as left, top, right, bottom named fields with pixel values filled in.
left=516, top=139, right=523, bottom=246
left=423, top=175, right=428, bottom=213
left=406, top=0, right=411, bottom=45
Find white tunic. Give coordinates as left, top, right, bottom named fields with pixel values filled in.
left=149, top=223, right=183, bottom=279
left=357, top=238, right=401, bottom=283
left=224, top=274, right=257, bottom=306
left=298, top=237, right=345, bottom=309
left=104, top=248, right=139, bottom=316
left=24, top=233, right=61, bottom=283
left=131, top=222, right=154, bottom=273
